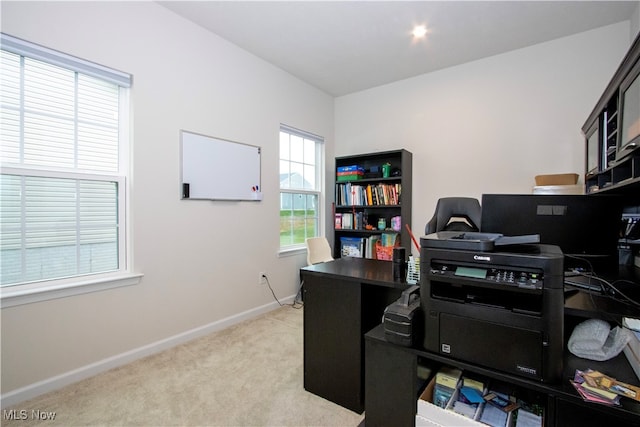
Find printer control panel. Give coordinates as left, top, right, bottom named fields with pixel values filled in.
left=430, top=263, right=543, bottom=290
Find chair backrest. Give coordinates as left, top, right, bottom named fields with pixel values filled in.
left=306, top=237, right=334, bottom=265
left=425, top=197, right=482, bottom=235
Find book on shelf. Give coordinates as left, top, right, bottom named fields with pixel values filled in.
left=335, top=213, right=342, bottom=230
left=381, top=232, right=399, bottom=247
left=335, top=212, right=364, bottom=230
left=341, top=213, right=353, bottom=229
left=354, top=212, right=363, bottom=229
left=335, top=182, right=402, bottom=206
left=365, top=235, right=380, bottom=259
left=340, top=236, right=365, bottom=258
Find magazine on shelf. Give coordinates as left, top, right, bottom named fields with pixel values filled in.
left=340, top=237, right=365, bottom=258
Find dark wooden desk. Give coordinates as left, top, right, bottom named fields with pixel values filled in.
left=301, top=257, right=640, bottom=421
left=300, top=257, right=410, bottom=413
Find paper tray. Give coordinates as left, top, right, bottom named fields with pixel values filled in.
left=420, top=232, right=540, bottom=252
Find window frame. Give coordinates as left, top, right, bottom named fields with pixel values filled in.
left=278, top=124, right=325, bottom=254
left=0, top=33, right=141, bottom=308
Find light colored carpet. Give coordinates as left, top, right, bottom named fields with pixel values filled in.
left=3, top=306, right=365, bottom=426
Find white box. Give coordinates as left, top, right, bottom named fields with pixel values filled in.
left=417, top=377, right=484, bottom=427
left=415, top=414, right=444, bottom=427
left=532, top=184, right=583, bottom=195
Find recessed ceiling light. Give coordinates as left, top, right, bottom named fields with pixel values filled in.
left=412, top=25, right=427, bottom=38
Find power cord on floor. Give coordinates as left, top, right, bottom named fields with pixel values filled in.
left=263, top=274, right=303, bottom=309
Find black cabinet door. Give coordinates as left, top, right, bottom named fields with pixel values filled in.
left=365, top=337, right=417, bottom=427
left=303, top=275, right=363, bottom=413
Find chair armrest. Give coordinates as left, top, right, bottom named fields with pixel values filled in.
left=424, top=216, right=437, bottom=235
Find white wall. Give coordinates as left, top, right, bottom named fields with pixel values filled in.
left=0, top=1, right=333, bottom=402
left=336, top=22, right=631, bottom=256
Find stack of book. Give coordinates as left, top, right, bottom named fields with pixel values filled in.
left=623, top=317, right=640, bottom=380
left=570, top=368, right=640, bottom=406
left=336, top=165, right=364, bottom=182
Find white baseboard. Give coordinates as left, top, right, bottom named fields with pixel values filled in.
left=1, top=296, right=295, bottom=408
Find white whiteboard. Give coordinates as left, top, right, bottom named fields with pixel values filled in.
left=180, top=130, right=261, bottom=201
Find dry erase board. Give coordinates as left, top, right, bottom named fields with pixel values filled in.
left=180, top=130, right=261, bottom=201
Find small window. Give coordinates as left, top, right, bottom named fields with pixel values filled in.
left=279, top=125, right=323, bottom=250
left=0, top=34, right=131, bottom=291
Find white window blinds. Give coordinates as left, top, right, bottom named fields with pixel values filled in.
left=0, top=33, right=131, bottom=287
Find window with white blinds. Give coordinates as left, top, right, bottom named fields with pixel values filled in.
left=0, top=34, right=131, bottom=288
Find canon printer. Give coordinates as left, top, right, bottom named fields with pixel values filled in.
left=420, top=231, right=564, bottom=383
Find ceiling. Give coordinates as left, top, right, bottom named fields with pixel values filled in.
left=158, top=1, right=638, bottom=97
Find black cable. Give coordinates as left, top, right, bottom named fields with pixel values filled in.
left=589, top=275, right=640, bottom=309
left=263, top=274, right=303, bottom=309
left=566, top=253, right=640, bottom=308
left=294, top=279, right=305, bottom=308
left=564, top=254, right=605, bottom=321
left=565, top=255, right=640, bottom=328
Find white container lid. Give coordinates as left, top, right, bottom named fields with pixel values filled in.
left=532, top=185, right=584, bottom=195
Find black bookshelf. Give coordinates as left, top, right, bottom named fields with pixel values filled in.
left=334, top=149, right=412, bottom=259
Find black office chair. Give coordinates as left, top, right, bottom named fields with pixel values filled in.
left=424, top=197, right=482, bottom=235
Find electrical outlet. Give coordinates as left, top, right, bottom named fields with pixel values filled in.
left=258, top=272, right=267, bottom=285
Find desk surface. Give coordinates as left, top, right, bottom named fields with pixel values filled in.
left=301, top=257, right=410, bottom=290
